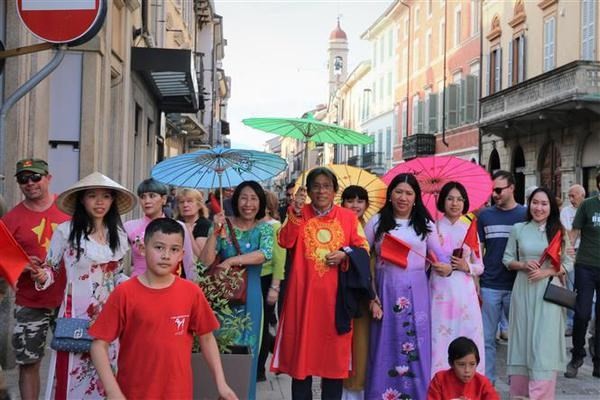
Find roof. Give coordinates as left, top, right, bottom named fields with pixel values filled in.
left=329, top=20, right=347, bottom=40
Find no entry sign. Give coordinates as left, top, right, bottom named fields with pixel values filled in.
left=16, top=0, right=107, bottom=45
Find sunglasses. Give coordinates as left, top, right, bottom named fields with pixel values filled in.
left=493, top=185, right=510, bottom=195
left=16, top=173, right=45, bottom=185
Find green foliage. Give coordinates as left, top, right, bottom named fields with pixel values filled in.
left=193, top=262, right=253, bottom=353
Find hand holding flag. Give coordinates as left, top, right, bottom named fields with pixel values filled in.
left=380, top=234, right=436, bottom=268
left=539, top=230, right=562, bottom=272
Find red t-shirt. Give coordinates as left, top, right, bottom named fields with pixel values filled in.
left=89, top=276, right=220, bottom=399
left=2, top=200, right=70, bottom=308
left=427, top=369, right=499, bottom=400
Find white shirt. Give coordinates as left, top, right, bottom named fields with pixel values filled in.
left=560, top=204, right=580, bottom=248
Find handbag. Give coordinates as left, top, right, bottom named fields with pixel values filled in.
left=51, top=317, right=93, bottom=353
left=543, top=276, right=576, bottom=310
left=207, top=218, right=247, bottom=305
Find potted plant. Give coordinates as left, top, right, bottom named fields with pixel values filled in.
left=192, top=263, right=254, bottom=399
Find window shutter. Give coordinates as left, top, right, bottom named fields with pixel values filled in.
left=466, top=75, right=477, bottom=123
left=459, top=79, right=467, bottom=125
left=412, top=99, right=419, bottom=134
left=417, top=100, right=425, bottom=133
left=448, top=84, right=459, bottom=128
left=428, top=93, right=438, bottom=133
left=496, top=47, right=502, bottom=91
left=486, top=53, right=491, bottom=95
left=550, top=18, right=555, bottom=69
left=582, top=0, right=596, bottom=60
left=518, top=35, right=526, bottom=83
left=508, top=39, right=513, bottom=87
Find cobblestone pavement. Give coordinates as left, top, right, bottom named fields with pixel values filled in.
left=6, top=338, right=600, bottom=399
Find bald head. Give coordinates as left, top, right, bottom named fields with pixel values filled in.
left=568, top=184, right=586, bottom=208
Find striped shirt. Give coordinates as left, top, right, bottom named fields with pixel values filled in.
left=478, top=205, right=527, bottom=290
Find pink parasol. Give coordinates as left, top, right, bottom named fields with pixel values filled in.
left=382, top=156, right=492, bottom=219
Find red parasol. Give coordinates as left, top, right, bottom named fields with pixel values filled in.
left=382, top=156, right=492, bottom=220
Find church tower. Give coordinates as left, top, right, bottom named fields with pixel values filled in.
left=328, top=18, right=349, bottom=97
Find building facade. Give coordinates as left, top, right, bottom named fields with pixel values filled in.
left=396, top=0, right=481, bottom=164
left=480, top=0, right=600, bottom=200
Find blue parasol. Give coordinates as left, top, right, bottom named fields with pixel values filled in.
left=151, top=147, right=287, bottom=191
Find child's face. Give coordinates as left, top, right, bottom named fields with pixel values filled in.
left=452, top=353, right=478, bottom=384
left=342, top=197, right=368, bottom=219
left=142, top=232, right=184, bottom=277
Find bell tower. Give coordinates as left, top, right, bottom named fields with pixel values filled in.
left=328, top=18, right=349, bottom=97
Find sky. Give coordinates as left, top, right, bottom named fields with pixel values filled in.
left=216, top=0, right=392, bottom=150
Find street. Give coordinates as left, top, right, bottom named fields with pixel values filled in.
left=6, top=338, right=600, bottom=399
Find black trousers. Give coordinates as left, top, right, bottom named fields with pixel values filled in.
left=572, top=263, right=600, bottom=363
left=258, top=274, right=276, bottom=376
left=291, top=377, right=343, bottom=400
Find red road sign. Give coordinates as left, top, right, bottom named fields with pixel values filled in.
left=16, top=0, right=106, bottom=45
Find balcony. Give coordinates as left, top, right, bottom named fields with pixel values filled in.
left=347, top=155, right=361, bottom=167
left=479, top=61, right=600, bottom=137
left=402, top=134, right=436, bottom=160
left=362, top=152, right=385, bottom=172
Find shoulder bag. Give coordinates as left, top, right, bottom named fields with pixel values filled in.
left=207, top=218, right=247, bottom=305
left=543, top=275, right=576, bottom=310
left=51, top=284, right=93, bottom=353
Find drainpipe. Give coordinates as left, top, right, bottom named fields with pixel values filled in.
left=478, top=0, right=484, bottom=164
left=442, top=0, right=449, bottom=147
left=0, top=46, right=66, bottom=195
left=400, top=1, right=410, bottom=143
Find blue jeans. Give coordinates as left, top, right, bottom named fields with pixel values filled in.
left=481, top=287, right=511, bottom=384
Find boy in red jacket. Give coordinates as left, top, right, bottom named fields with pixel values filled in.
left=90, top=218, right=236, bottom=399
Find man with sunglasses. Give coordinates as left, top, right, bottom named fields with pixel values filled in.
left=477, top=170, right=527, bottom=385
left=1, top=158, right=70, bottom=400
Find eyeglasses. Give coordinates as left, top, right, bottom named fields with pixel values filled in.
left=16, top=173, right=45, bottom=185
left=446, top=196, right=465, bottom=203
left=493, top=185, right=510, bottom=195
left=310, top=184, right=334, bottom=192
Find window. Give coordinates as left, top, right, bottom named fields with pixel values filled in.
left=454, top=6, right=462, bottom=47
left=415, top=7, right=420, bottom=30
left=413, top=38, right=420, bottom=73
left=508, top=34, right=526, bottom=86
left=373, top=42, right=377, bottom=67
left=380, top=36, right=385, bottom=64
left=378, top=129, right=384, bottom=155
left=582, top=0, right=596, bottom=60
left=424, top=87, right=432, bottom=133
left=425, top=30, right=432, bottom=66
left=401, top=100, right=408, bottom=137
left=388, top=29, right=394, bottom=58
left=379, top=77, right=384, bottom=103
left=489, top=47, right=502, bottom=94
left=428, top=0, right=433, bottom=17
left=439, top=20, right=445, bottom=56
left=387, top=71, right=393, bottom=97
left=470, top=62, right=480, bottom=120
left=544, top=17, right=556, bottom=72
left=471, top=0, right=480, bottom=36
left=386, top=127, right=392, bottom=161
left=412, top=95, right=420, bottom=134
left=404, top=17, right=409, bottom=40
left=437, top=81, right=444, bottom=131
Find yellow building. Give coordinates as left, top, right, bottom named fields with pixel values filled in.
left=480, top=0, right=600, bottom=199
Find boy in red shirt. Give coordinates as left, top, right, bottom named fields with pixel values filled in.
left=89, top=218, right=237, bottom=399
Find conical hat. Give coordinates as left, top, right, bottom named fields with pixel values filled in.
left=56, top=172, right=136, bottom=215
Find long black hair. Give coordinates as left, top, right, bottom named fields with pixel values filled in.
left=526, top=187, right=562, bottom=243
left=374, top=173, right=432, bottom=241
left=68, top=189, right=124, bottom=260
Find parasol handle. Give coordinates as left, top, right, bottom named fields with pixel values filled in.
left=302, top=140, right=309, bottom=187
left=218, top=173, right=223, bottom=212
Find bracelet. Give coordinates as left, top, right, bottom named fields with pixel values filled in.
left=269, top=285, right=280, bottom=292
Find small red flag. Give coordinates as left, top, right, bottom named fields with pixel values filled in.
left=381, top=233, right=411, bottom=269
left=209, top=193, right=222, bottom=214
left=539, top=230, right=562, bottom=272
left=462, top=219, right=481, bottom=259
left=0, top=221, right=31, bottom=288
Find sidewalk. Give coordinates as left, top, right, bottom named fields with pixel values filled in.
left=6, top=339, right=600, bottom=399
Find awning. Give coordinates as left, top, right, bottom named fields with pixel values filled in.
left=131, top=47, right=199, bottom=113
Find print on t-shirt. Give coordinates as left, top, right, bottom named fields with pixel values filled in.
left=170, top=314, right=189, bottom=335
